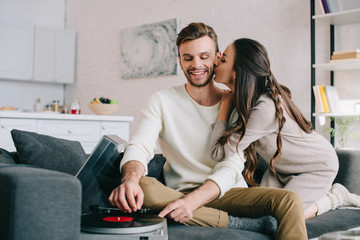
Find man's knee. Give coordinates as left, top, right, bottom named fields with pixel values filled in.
left=275, top=190, right=303, bottom=211
left=139, top=176, right=164, bottom=212
left=139, top=176, right=184, bottom=213
left=139, top=176, right=158, bottom=189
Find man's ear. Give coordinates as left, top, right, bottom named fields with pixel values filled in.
left=178, top=55, right=183, bottom=70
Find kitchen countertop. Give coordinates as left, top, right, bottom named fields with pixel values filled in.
left=0, top=111, right=134, bottom=122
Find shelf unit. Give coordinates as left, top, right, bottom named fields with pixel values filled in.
left=312, top=8, right=360, bottom=25
left=313, top=59, right=360, bottom=71
left=313, top=113, right=360, bottom=117
left=310, top=2, right=360, bottom=145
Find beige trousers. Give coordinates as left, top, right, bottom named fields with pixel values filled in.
left=140, top=176, right=307, bottom=240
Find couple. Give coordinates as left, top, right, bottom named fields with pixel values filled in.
left=108, top=22, right=360, bottom=239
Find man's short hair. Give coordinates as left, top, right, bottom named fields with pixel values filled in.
left=176, top=22, right=219, bottom=54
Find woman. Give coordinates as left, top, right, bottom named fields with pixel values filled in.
left=210, top=38, right=360, bottom=219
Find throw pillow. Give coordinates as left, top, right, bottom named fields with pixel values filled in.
left=11, top=129, right=87, bottom=175
left=0, top=148, right=19, bottom=164
left=147, top=154, right=166, bottom=183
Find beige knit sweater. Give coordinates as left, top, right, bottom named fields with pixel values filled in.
left=210, top=94, right=339, bottom=209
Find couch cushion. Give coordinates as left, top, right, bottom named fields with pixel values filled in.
left=11, top=129, right=87, bottom=175
left=334, top=150, right=360, bottom=195
left=0, top=165, right=81, bottom=240
left=168, top=225, right=271, bottom=240
left=0, top=148, right=19, bottom=164
left=306, top=209, right=360, bottom=239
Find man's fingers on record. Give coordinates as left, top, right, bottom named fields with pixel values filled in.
left=126, top=190, right=138, bottom=212
left=112, top=188, right=123, bottom=210
left=136, top=190, right=144, bottom=210
left=119, top=187, right=132, bottom=212
left=108, top=191, right=115, bottom=206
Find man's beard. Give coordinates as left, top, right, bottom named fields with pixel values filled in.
left=185, top=69, right=215, bottom=88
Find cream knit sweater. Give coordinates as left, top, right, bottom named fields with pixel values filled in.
left=121, top=85, right=247, bottom=197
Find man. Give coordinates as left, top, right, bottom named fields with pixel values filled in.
left=109, top=22, right=307, bottom=239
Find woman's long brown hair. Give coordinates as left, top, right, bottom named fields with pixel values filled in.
left=218, top=38, right=313, bottom=186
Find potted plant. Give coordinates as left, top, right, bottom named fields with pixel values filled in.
left=325, top=116, right=359, bottom=149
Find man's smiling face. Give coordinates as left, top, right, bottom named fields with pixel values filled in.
left=178, top=36, right=217, bottom=88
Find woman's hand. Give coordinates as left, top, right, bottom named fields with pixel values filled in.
left=221, top=90, right=234, bottom=103
left=218, top=91, right=234, bottom=121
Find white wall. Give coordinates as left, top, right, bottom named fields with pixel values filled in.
left=0, top=0, right=66, bottom=111
left=0, top=0, right=65, bottom=27
left=2, top=0, right=358, bottom=148
left=0, top=80, right=64, bottom=112
left=65, top=0, right=311, bottom=136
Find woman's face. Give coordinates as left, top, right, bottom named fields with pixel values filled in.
left=214, top=43, right=236, bottom=89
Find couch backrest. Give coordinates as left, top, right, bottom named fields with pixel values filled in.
left=334, top=150, right=360, bottom=195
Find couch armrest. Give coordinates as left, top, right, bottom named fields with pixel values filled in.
left=0, top=165, right=81, bottom=240
left=335, top=150, right=360, bottom=195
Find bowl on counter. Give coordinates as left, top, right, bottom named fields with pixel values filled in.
left=87, top=104, right=120, bottom=115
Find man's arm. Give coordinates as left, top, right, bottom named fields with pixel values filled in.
left=109, top=92, right=164, bottom=212
left=158, top=180, right=220, bottom=223
left=108, top=160, right=145, bottom=213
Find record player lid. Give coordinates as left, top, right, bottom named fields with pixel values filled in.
left=75, top=135, right=126, bottom=212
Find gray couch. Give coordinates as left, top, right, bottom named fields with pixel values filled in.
left=1, top=130, right=360, bottom=240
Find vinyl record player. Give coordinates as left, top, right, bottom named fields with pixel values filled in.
left=76, top=135, right=168, bottom=240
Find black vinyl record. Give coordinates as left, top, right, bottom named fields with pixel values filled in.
left=81, top=212, right=165, bottom=234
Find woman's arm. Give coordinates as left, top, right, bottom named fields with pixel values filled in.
left=210, top=91, right=234, bottom=161
left=218, top=91, right=234, bottom=121
left=211, top=95, right=279, bottom=160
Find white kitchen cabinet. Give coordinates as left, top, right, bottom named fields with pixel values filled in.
left=54, top=29, right=76, bottom=84
left=100, top=121, right=130, bottom=141
left=37, top=120, right=101, bottom=142
left=0, top=112, right=133, bottom=153
left=33, top=26, right=76, bottom=84
left=0, top=23, right=34, bottom=81
left=0, top=118, right=37, bottom=151
left=37, top=119, right=101, bottom=153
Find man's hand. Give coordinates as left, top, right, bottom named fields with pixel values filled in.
left=108, top=178, right=144, bottom=213
left=108, top=161, right=145, bottom=213
left=158, top=180, right=220, bottom=223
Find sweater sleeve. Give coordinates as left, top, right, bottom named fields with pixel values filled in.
left=120, top=92, right=163, bottom=175
left=209, top=120, right=248, bottom=197
left=232, top=97, right=278, bottom=152
left=206, top=150, right=247, bottom=197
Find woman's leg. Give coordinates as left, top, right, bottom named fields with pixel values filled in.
left=304, top=183, right=360, bottom=219
left=304, top=203, right=318, bottom=219
left=315, top=183, right=360, bottom=216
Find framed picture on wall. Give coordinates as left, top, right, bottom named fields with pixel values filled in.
left=120, top=18, right=179, bottom=80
